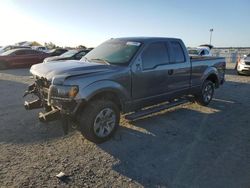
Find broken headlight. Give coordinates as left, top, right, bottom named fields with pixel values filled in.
left=49, top=85, right=79, bottom=100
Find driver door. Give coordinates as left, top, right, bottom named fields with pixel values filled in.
left=131, top=42, right=171, bottom=108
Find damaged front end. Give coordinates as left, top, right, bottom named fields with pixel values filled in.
left=23, top=77, right=79, bottom=124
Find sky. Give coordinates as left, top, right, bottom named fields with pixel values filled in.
left=0, top=0, right=250, bottom=48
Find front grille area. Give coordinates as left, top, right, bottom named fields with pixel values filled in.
left=35, top=77, right=51, bottom=88
left=245, top=61, right=250, bottom=65
left=35, top=78, right=51, bottom=101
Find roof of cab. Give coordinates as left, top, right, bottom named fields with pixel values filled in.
left=111, top=37, right=181, bottom=43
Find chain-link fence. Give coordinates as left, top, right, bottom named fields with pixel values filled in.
left=212, top=48, right=250, bottom=64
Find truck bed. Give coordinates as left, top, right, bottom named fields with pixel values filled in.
left=190, top=56, right=224, bottom=62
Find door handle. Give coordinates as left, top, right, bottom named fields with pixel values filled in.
left=168, top=69, right=174, bottom=75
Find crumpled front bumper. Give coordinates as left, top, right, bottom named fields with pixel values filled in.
left=23, top=82, right=80, bottom=123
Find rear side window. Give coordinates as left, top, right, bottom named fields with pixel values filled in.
left=27, top=50, right=37, bottom=55
left=171, top=41, right=185, bottom=63
left=142, top=42, right=170, bottom=70
left=15, top=50, right=26, bottom=55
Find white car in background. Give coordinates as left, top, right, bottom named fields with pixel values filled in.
left=237, top=54, right=250, bottom=75
left=188, top=45, right=213, bottom=57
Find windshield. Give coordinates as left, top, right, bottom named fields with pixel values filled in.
left=1, top=49, right=16, bottom=56
left=1, top=46, right=12, bottom=52
left=84, top=39, right=141, bottom=65
left=188, top=49, right=199, bottom=55
left=60, top=50, right=78, bottom=58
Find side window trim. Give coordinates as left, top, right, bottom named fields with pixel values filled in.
left=166, top=41, right=175, bottom=63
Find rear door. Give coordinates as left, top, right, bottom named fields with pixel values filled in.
left=16, top=49, right=44, bottom=67
left=32, top=50, right=48, bottom=64
left=164, top=40, right=191, bottom=96
left=8, top=50, right=28, bottom=67
left=24, top=50, right=46, bottom=66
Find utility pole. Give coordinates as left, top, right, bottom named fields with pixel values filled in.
left=209, top=29, right=214, bottom=45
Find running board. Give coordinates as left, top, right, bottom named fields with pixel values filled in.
left=124, top=99, right=189, bottom=121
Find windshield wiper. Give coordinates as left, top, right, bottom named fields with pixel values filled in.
left=90, top=58, right=110, bottom=65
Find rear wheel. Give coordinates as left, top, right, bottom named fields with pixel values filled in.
left=194, top=80, right=214, bottom=106
left=79, top=100, right=120, bottom=143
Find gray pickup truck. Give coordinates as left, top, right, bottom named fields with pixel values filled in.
left=24, top=37, right=226, bottom=143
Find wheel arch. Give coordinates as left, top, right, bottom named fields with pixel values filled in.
left=205, top=73, right=219, bottom=88
left=202, top=67, right=220, bottom=88
left=76, top=80, right=130, bottom=113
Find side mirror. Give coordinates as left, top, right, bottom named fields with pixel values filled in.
left=243, top=55, right=247, bottom=58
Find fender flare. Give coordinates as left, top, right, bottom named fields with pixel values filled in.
left=201, top=67, right=220, bottom=88
left=78, top=80, right=130, bottom=105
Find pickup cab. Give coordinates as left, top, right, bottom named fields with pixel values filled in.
left=24, top=37, right=226, bottom=143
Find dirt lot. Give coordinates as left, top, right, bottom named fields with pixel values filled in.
left=0, top=63, right=249, bottom=188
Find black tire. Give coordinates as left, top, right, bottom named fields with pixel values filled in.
left=237, top=71, right=243, bottom=75
left=79, top=100, right=120, bottom=143
left=0, top=61, right=8, bottom=70
left=194, top=80, right=214, bottom=106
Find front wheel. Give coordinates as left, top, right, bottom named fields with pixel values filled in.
left=194, top=80, right=214, bottom=106
left=79, top=100, right=120, bottom=143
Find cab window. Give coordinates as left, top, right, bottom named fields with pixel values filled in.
left=142, top=42, right=170, bottom=70
left=170, top=41, right=185, bottom=63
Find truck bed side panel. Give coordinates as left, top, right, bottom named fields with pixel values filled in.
left=191, top=57, right=226, bottom=89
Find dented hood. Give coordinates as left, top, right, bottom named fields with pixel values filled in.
left=30, top=60, right=112, bottom=81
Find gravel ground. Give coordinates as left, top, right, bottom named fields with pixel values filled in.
left=0, top=63, right=249, bottom=188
